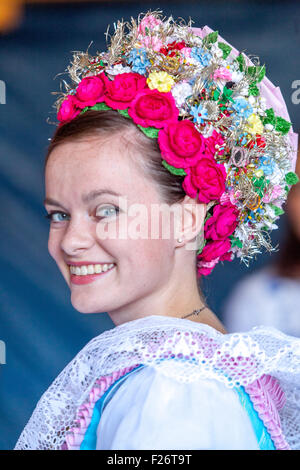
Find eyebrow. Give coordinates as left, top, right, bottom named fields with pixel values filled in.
left=44, top=189, right=121, bottom=209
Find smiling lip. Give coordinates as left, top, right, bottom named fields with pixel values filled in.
left=66, top=261, right=115, bottom=266
left=70, top=264, right=116, bottom=285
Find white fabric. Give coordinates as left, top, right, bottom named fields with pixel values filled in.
left=14, top=315, right=300, bottom=450
left=96, top=365, right=260, bottom=450
left=223, top=267, right=300, bottom=337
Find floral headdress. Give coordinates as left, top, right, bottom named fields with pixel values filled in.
left=51, top=11, right=298, bottom=276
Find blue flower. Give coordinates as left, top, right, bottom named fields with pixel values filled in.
left=190, top=47, right=212, bottom=67
left=190, top=103, right=209, bottom=124
left=258, top=156, right=275, bottom=176
left=231, top=98, right=253, bottom=119
left=127, top=48, right=150, bottom=74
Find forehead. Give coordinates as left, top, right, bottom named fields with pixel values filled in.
left=45, top=135, right=159, bottom=202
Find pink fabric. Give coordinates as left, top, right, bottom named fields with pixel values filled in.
left=245, top=374, right=290, bottom=450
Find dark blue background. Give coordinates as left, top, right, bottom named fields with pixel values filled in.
left=0, top=0, right=299, bottom=450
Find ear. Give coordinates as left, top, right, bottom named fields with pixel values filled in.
left=174, top=195, right=206, bottom=249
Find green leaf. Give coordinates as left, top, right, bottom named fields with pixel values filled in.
left=117, top=108, right=130, bottom=119
left=196, top=239, right=206, bottom=256
left=230, top=236, right=243, bottom=249
left=82, top=102, right=111, bottom=113
left=204, top=212, right=213, bottom=223
left=248, top=82, right=259, bottom=96
left=212, top=89, right=221, bottom=101
left=221, top=87, right=234, bottom=101
left=285, top=171, right=299, bottom=185
left=269, top=203, right=285, bottom=216
left=137, top=125, right=159, bottom=139
left=262, top=108, right=276, bottom=126
left=236, top=53, right=246, bottom=72
left=161, top=159, right=187, bottom=176
left=246, top=65, right=265, bottom=83
left=262, top=108, right=291, bottom=135
left=217, top=42, right=232, bottom=59
left=275, top=117, right=291, bottom=135
left=257, top=65, right=266, bottom=83
left=203, top=31, right=218, bottom=45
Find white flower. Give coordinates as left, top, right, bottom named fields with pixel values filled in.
left=268, top=162, right=284, bottom=185
left=210, top=43, right=224, bottom=59
left=171, top=81, right=193, bottom=107
left=231, top=70, right=244, bottom=83
left=106, top=64, right=132, bottom=75
left=201, top=123, right=215, bottom=138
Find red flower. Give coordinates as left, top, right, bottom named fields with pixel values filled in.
left=158, top=120, right=206, bottom=168
left=73, top=73, right=106, bottom=109
left=204, top=202, right=239, bottom=240
left=104, top=73, right=147, bottom=110
left=183, top=158, right=227, bottom=203
left=197, top=239, right=231, bottom=262
left=128, top=89, right=179, bottom=129
left=160, top=41, right=187, bottom=57
left=57, top=95, right=81, bottom=123
left=246, top=134, right=266, bottom=149
left=204, top=130, right=225, bottom=157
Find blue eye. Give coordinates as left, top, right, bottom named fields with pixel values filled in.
left=96, top=206, right=120, bottom=219
left=44, top=211, right=69, bottom=223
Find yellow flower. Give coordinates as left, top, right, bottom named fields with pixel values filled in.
left=245, top=113, right=264, bottom=135
left=147, top=71, right=175, bottom=93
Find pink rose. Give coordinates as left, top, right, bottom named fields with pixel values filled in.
left=74, top=73, right=106, bottom=108
left=197, top=258, right=219, bottom=276
left=197, top=239, right=231, bottom=262
left=140, top=36, right=163, bottom=52
left=57, top=95, right=81, bottom=123
left=158, top=120, right=206, bottom=168
left=204, top=130, right=225, bottom=157
left=213, top=67, right=232, bottom=81
left=104, top=73, right=147, bottom=110
left=182, top=158, right=227, bottom=203
left=204, top=202, right=239, bottom=240
left=262, top=184, right=283, bottom=203
left=128, top=89, right=179, bottom=129
left=138, top=15, right=162, bottom=35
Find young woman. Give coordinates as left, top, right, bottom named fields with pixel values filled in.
left=15, top=12, right=299, bottom=450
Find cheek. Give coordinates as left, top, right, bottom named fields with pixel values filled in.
left=48, top=229, right=64, bottom=262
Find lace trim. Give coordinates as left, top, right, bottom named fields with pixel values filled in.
left=62, top=365, right=140, bottom=450
left=62, top=366, right=288, bottom=450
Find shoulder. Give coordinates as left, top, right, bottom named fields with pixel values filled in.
left=95, top=364, right=260, bottom=450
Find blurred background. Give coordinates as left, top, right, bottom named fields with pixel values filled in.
left=0, top=0, right=299, bottom=450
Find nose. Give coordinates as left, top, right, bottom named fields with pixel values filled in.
left=60, top=215, right=95, bottom=256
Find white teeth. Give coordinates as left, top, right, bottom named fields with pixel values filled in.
left=70, top=263, right=115, bottom=276
left=87, top=265, right=94, bottom=274
left=94, top=265, right=102, bottom=274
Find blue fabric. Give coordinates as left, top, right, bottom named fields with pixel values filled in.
left=80, top=365, right=145, bottom=450
left=235, top=386, right=275, bottom=450
left=80, top=363, right=275, bottom=450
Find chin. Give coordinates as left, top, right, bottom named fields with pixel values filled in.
left=70, top=295, right=107, bottom=314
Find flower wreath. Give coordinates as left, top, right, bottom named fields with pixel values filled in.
left=51, top=11, right=298, bottom=276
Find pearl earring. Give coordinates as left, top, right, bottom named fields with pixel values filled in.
left=177, top=237, right=183, bottom=243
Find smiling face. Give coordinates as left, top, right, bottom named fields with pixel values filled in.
left=44, top=132, right=180, bottom=323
